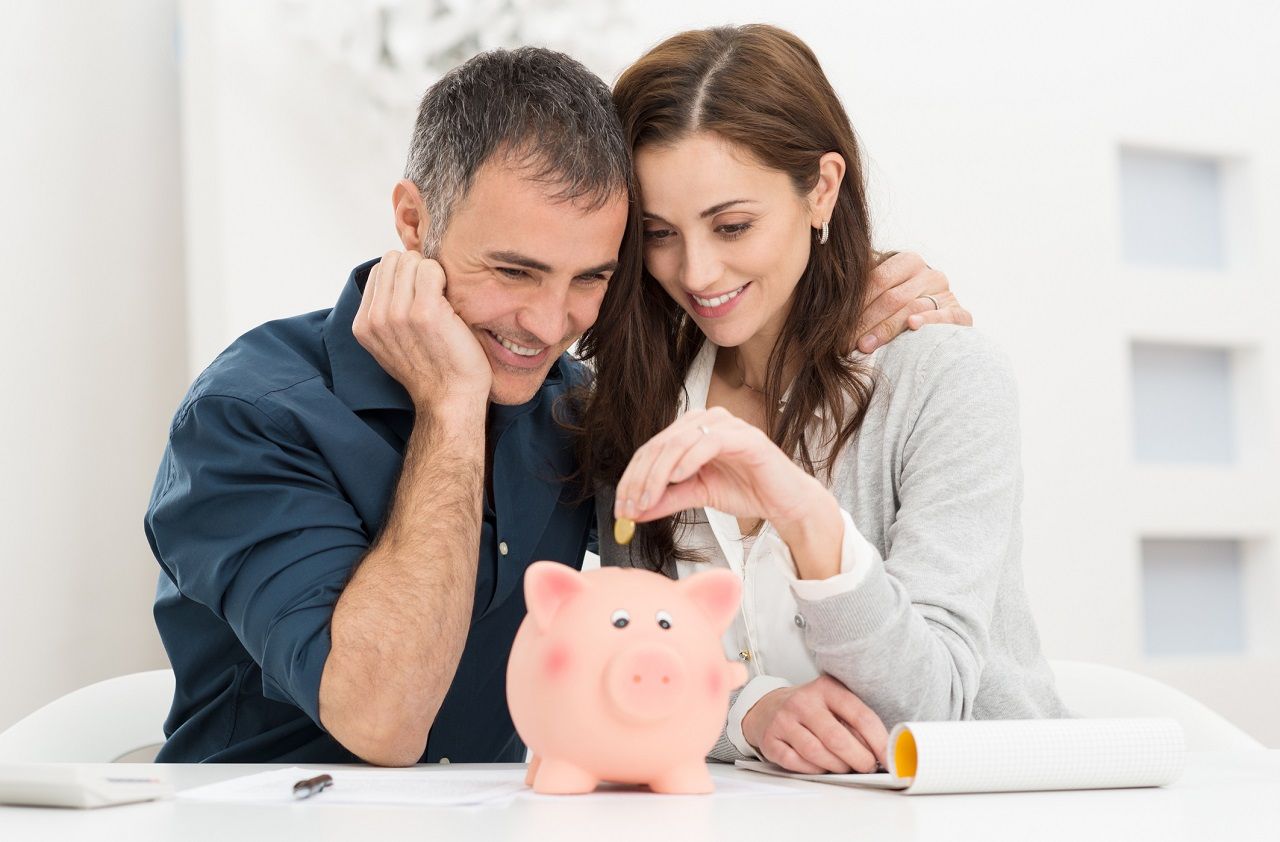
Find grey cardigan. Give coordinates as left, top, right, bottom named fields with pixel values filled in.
left=596, top=325, right=1066, bottom=761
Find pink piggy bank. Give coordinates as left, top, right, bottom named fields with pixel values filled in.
left=507, top=561, right=748, bottom=794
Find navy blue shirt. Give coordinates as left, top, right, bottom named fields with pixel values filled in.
left=145, top=259, right=594, bottom=763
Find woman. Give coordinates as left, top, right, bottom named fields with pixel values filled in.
left=575, top=24, right=1065, bottom=775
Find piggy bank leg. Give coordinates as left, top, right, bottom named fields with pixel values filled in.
left=648, top=761, right=715, bottom=794
left=525, top=754, right=541, bottom=787
left=532, top=757, right=600, bottom=795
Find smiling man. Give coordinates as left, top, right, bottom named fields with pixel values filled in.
left=145, top=48, right=628, bottom=766
left=144, top=46, right=965, bottom=767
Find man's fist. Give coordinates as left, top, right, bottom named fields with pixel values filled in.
left=352, top=251, right=492, bottom=416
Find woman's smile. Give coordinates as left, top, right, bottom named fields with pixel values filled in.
left=688, top=282, right=751, bottom=318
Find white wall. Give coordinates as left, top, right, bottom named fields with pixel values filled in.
left=0, top=1, right=185, bottom=730
left=178, top=1, right=406, bottom=375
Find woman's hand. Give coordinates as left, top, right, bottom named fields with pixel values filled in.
left=614, top=406, right=810, bottom=523
left=742, top=675, right=888, bottom=774
left=613, top=407, right=843, bottom=578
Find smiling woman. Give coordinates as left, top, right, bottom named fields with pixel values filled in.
left=576, top=23, right=1065, bottom=776
left=637, top=135, right=827, bottom=341
left=579, top=22, right=880, bottom=552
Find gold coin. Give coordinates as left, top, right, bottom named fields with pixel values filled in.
left=613, top=516, right=636, bottom=546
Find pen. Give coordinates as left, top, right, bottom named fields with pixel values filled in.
left=292, top=773, right=334, bottom=800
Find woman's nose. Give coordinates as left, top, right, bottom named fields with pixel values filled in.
left=679, top=240, right=724, bottom=293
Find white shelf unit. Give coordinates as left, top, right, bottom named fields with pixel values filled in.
left=1118, top=145, right=1278, bottom=742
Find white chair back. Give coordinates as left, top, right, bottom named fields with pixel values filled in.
left=1050, top=660, right=1263, bottom=752
left=0, top=669, right=175, bottom=762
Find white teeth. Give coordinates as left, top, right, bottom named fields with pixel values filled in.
left=692, top=285, right=745, bottom=308
left=493, top=333, right=542, bottom=357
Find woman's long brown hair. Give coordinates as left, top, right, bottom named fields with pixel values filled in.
left=570, top=24, right=878, bottom=572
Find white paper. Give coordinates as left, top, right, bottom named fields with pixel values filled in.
left=177, top=765, right=800, bottom=807
left=735, top=761, right=908, bottom=790
left=737, top=718, right=1187, bottom=795
left=177, top=767, right=526, bottom=807
left=890, top=717, right=1185, bottom=794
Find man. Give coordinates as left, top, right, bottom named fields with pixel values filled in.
left=145, top=47, right=967, bottom=766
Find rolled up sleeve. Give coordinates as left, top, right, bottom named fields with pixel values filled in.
left=146, top=395, right=369, bottom=728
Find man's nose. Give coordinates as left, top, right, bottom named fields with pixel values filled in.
left=516, top=283, right=571, bottom=347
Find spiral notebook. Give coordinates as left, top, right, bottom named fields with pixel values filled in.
left=737, top=718, right=1186, bottom=795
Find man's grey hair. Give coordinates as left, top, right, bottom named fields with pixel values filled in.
left=404, top=47, right=632, bottom=255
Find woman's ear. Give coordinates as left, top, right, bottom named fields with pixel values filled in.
left=392, top=179, right=431, bottom=254
left=808, top=151, right=846, bottom=228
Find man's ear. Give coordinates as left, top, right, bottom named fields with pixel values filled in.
left=808, top=151, right=846, bottom=229
left=392, top=179, right=430, bottom=254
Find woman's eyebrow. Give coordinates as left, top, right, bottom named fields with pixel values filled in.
left=642, top=199, right=759, bottom=224
left=699, top=199, right=756, bottom=218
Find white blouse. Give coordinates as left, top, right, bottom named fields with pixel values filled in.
left=673, top=340, right=882, bottom=758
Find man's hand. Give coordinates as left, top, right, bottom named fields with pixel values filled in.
left=353, top=250, right=492, bottom=413
left=855, top=252, right=972, bottom=353
left=742, top=675, right=888, bottom=774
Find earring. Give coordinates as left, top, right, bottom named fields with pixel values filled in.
left=818, top=219, right=829, bottom=245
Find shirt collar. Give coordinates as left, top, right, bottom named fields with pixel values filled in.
left=681, top=340, right=719, bottom=414
left=323, top=259, right=414, bottom=413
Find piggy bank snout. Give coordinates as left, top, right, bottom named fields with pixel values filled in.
left=604, top=644, right=687, bottom=721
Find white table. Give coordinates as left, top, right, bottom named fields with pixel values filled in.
left=2, top=752, right=1277, bottom=841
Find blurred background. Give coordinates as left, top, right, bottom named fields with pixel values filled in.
left=2, top=0, right=1276, bottom=745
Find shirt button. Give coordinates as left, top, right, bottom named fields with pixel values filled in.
left=794, top=613, right=807, bottom=629
left=439, top=757, right=451, bottom=765
left=498, top=541, right=509, bottom=556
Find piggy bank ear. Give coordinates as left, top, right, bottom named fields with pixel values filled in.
left=524, top=561, right=588, bottom=632
left=680, top=569, right=741, bottom=632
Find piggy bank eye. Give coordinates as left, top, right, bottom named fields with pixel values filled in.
left=611, top=609, right=631, bottom=628
left=656, top=610, right=673, bottom=630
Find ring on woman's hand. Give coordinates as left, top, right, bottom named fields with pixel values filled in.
left=919, top=294, right=940, bottom=310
